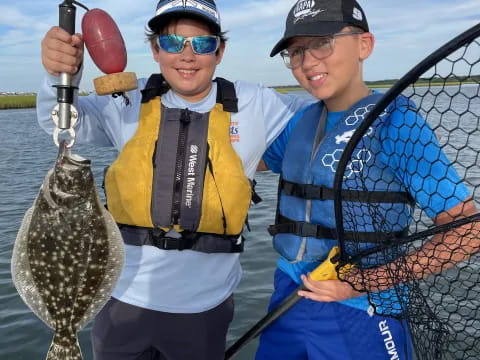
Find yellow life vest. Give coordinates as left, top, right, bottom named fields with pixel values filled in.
left=104, top=75, right=252, bottom=252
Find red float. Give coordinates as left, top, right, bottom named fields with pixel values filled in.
left=82, top=9, right=127, bottom=74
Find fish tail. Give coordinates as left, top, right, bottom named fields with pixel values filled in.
left=46, top=332, right=83, bottom=360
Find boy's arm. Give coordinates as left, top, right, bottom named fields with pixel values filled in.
left=299, top=197, right=480, bottom=301
left=37, top=26, right=136, bottom=149
left=37, top=61, right=146, bottom=151
left=261, top=88, right=314, bottom=149
left=299, top=108, right=479, bottom=301
left=234, top=81, right=314, bottom=173
left=37, top=70, right=126, bottom=148
left=361, top=109, right=478, bottom=290
left=359, top=198, right=479, bottom=292
left=256, top=159, right=269, bottom=171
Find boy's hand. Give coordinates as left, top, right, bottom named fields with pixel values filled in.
left=298, top=274, right=363, bottom=302
left=41, top=26, right=84, bottom=76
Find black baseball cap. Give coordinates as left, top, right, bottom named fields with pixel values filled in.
left=148, top=0, right=221, bottom=33
left=270, top=0, right=369, bottom=57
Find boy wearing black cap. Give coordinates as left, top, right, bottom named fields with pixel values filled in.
left=36, top=1, right=314, bottom=359
left=257, top=0, right=468, bottom=359
left=269, top=0, right=372, bottom=111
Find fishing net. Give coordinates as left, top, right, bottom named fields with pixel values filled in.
left=334, top=24, right=480, bottom=359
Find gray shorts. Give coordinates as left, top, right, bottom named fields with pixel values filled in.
left=91, top=296, right=234, bottom=360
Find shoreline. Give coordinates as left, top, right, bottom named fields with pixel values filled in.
left=274, top=80, right=477, bottom=93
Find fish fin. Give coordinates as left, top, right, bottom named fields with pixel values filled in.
left=46, top=333, right=83, bottom=360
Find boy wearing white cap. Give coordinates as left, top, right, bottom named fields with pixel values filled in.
left=37, top=1, right=314, bottom=359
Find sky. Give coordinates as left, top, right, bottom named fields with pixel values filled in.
left=0, top=0, right=479, bottom=92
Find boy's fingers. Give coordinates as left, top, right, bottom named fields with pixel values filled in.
left=42, top=51, right=80, bottom=75
left=43, top=27, right=83, bottom=57
left=45, top=37, right=79, bottom=57
left=71, top=33, right=85, bottom=48
left=42, top=28, right=84, bottom=75
left=48, top=26, right=73, bottom=42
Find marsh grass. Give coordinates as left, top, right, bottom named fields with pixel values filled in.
left=0, top=95, right=36, bottom=109
left=0, top=92, right=92, bottom=110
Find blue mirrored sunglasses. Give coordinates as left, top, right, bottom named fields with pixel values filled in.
left=157, top=34, right=220, bottom=55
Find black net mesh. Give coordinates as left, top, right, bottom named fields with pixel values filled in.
left=335, top=33, right=480, bottom=359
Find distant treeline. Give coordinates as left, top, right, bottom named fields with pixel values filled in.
left=274, top=75, right=480, bottom=90
left=366, top=74, right=480, bottom=87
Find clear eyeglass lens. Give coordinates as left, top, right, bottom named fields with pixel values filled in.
left=281, top=31, right=363, bottom=69
left=280, top=51, right=293, bottom=68
left=308, top=38, right=334, bottom=59
left=284, top=37, right=333, bottom=68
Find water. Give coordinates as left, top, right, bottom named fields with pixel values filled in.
left=1, top=85, right=479, bottom=359
left=0, top=107, right=280, bottom=360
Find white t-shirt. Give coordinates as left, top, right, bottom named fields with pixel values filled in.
left=36, top=72, right=314, bottom=312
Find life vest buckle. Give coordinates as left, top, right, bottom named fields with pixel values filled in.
left=282, top=180, right=325, bottom=200
left=294, top=222, right=319, bottom=238
left=267, top=225, right=278, bottom=236
left=303, top=184, right=323, bottom=199
left=150, top=229, right=190, bottom=251
left=150, top=235, right=187, bottom=250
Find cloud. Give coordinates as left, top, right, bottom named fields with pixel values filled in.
left=0, top=5, right=52, bottom=32
left=220, top=0, right=292, bottom=29
left=361, top=0, right=480, bottom=80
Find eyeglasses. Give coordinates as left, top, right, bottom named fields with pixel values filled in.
left=280, top=31, right=364, bottom=69
left=157, top=34, right=220, bottom=55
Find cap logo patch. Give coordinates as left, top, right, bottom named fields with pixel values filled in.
left=293, top=0, right=324, bottom=24
left=352, top=7, right=363, bottom=21
left=156, top=0, right=219, bottom=22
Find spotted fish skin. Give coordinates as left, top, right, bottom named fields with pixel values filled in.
left=12, top=142, right=125, bottom=360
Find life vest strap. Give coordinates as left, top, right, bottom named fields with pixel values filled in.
left=214, top=77, right=238, bottom=112
left=119, top=224, right=244, bottom=253
left=281, top=179, right=413, bottom=203
left=140, top=75, right=239, bottom=109
left=250, top=179, right=262, bottom=204
left=269, top=215, right=408, bottom=243
left=140, top=74, right=171, bottom=103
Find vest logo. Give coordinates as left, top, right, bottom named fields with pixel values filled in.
left=230, top=121, right=240, bottom=143
left=185, top=146, right=199, bottom=208
left=335, top=129, right=355, bottom=144
left=187, top=154, right=197, bottom=177
left=378, top=320, right=399, bottom=360
left=352, top=7, right=363, bottom=21
left=293, top=0, right=324, bottom=23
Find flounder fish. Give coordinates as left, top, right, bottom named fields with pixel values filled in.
left=11, top=141, right=125, bottom=359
